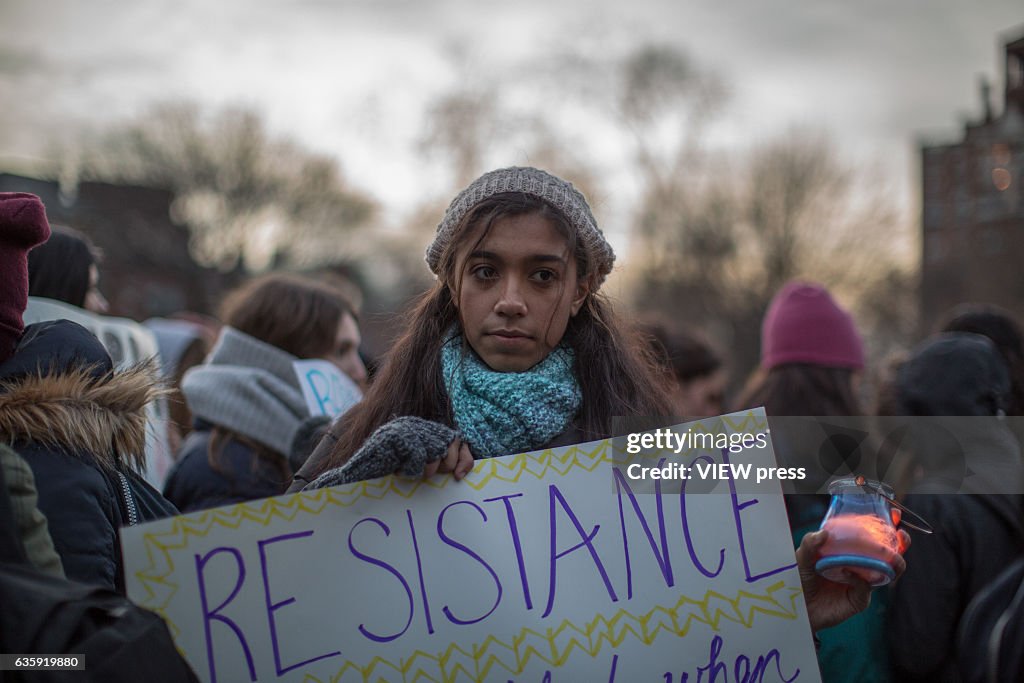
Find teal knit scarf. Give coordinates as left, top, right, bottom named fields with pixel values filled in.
left=441, top=335, right=582, bottom=459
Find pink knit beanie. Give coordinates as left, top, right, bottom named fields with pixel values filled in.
left=0, top=193, right=52, bottom=364
left=761, top=281, right=864, bottom=370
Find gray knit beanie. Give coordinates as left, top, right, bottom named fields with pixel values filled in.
left=425, top=166, right=615, bottom=288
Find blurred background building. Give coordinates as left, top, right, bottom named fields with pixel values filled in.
left=0, top=172, right=233, bottom=320
left=920, top=30, right=1024, bottom=333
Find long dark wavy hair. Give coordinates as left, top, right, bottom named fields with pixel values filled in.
left=309, top=192, right=672, bottom=476
left=734, top=364, right=863, bottom=418
left=733, top=364, right=868, bottom=511
left=220, top=273, right=356, bottom=360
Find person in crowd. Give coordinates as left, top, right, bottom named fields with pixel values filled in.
left=941, top=304, right=1024, bottom=415
left=27, top=224, right=109, bottom=313
left=941, top=303, right=1024, bottom=446
left=884, top=332, right=1024, bottom=683
left=144, top=317, right=214, bottom=454
left=289, top=166, right=902, bottom=634
left=1, top=443, right=64, bottom=578
left=641, top=320, right=726, bottom=418
left=733, top=280, right=888, bottom=683
left=0, top=192, right=176, bottom=593
left=797, top=525, right=907, bottom=637
left=292, top=166, right=671, bottom=490
left=735, top=281, right=868, bottom=522
left=163, top=273, right=365, bottom=512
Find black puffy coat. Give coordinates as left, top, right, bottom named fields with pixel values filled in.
left=163, top=421, right=290, bottom=512
left=887, top=333, right=1024, bottom=682
left=0, top=320, right=178, bottom=593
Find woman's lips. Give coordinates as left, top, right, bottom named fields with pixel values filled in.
left=490, top=330, right=530, bottom=338
left=487, top=330, right=533, bottom=346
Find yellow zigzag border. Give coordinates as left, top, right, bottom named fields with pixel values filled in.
left=300, top=580, right=801, bottom=683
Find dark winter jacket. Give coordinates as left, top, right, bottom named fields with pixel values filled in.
left=0, top=320, right=178, bottom=593
left=887, top=333, right=1024, bottom=683
left=890, top=489, right=1024, bottom=682
left=957, top=555, right=1024, bottom=683
left=163, top=421, right=291, bottom=512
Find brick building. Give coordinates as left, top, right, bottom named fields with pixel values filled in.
left=920, top=30, right=1024, bottom=332
left=0, top=173, right=234, bottom=320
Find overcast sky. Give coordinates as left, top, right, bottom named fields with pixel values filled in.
left=1, top=0, right=1021, bottom=242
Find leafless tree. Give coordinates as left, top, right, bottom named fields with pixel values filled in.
left=626, top=129, right=915, bottom=385
left=75, top=102, right=376, bottom=270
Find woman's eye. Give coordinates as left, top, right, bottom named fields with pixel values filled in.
left=471, top=265, right=498, bottom=280
left=531, top=269, right=557, bottom=283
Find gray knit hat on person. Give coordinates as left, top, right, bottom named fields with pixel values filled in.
left=181, top=327, right=331, bottom=465
left=425, top=166, right=616, bottom=288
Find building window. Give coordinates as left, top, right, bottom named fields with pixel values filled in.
left=992, top=167, right=1012, bottom=192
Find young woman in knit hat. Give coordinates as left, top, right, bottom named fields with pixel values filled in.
left=291, top=167, right=670, bottom=489
left=735, top=280, right=868, bottom=498
left=734, top=281, right=895, bottom=683
left=289, top=173, right=826, bottom=481
left=163, top=272, right=367, bottom=512
left=292, top=170, right=904, bottom=640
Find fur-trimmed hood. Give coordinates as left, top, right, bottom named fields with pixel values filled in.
left=0, top=361, right=161, bottom=472
left=0, top=320, right=162, bottom=472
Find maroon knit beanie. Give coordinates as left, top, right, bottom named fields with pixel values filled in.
left=0, top=193, right=52, bottom=363
left=761, top=281, right=864, bottom=370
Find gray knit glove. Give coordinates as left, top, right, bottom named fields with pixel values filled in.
left=304, top=416, right=458, bottom=489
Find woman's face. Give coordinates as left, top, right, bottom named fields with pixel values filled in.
left=324, top=312, right=368, bottom=389
left=453, top=212, right=589, bottom=372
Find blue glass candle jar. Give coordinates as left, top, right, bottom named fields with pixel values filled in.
left=814, top=477, right=902, bottom=586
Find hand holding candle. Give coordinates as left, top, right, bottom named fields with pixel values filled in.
left=798, top=526, right=911, bottom=632
left=813, top=477, right=913, bottom=586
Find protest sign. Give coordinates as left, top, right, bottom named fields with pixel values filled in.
left=122, top=409, right=821, bottom=682
left=292, top=359, right=363, bottom=418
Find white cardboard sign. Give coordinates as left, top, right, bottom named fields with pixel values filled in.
left=292, top=359, right=363, bottom=418
left=122, top=409, right=820, bottom=682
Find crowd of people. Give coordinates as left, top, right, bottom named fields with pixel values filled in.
left=1, top=166, right=1022, bottom=681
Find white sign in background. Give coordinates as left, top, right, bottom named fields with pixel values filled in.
left=122, top=410, right=820, bottom=682
left=292, top=359, right=363, bottom=418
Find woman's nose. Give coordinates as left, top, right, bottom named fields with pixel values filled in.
left=494, top=278, right=527, bottom=317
